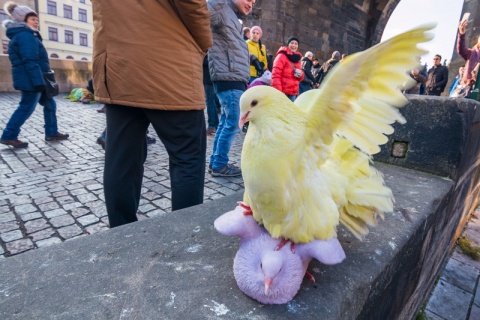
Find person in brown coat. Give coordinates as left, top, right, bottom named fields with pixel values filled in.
left=92, top=0, right=212, bottom=228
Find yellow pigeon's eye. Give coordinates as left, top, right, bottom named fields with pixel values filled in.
left=251, top=100, right=258, bottom=107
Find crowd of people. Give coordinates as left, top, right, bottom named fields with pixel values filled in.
left=1, top=0, right=479, bottom=230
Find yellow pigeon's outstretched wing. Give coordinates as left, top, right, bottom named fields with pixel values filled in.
left=296, top=24, right=435, bottom=155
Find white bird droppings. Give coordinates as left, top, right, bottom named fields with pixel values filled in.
left=186, top=244, right=202, bottom=253
left=193, top=226, right=201, bottom=232
left=166, top=292, right=176, bottom=308
left=204, top=300, right=230, bottom=316
left=375, top=249, right=383, bottom=256
left=388, top=241, right=396, bottom=250
left=287, top=300, right=308, bottom=314
left=119, top=308, right=134, bottom=319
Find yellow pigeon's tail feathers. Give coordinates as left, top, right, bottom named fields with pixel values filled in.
left=332, top=137, right=394, bottom=240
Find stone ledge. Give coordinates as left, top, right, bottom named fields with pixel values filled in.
left=0, top=164, right=454, bottom=319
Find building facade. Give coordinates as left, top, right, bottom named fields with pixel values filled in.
left=0, top=0, right=35, bottom=54
left=0, top=0, right=93, bottom=61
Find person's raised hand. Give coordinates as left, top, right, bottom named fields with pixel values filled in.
left=459, top=20, right=467, bottom=35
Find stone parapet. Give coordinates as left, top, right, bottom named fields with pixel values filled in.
left=0, top=55, right=91, bottom=93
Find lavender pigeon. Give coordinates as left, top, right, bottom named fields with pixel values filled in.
left=214, top=205, right=346, bottom=304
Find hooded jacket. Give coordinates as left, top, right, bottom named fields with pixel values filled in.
left=271, top=46, right=304, bottom=95
left=207, top=0, right=250, bottom=85
left=246, top=39, right=267, bottom=78
left=92, top=0, right=212, bottom=110
left=4, top=21, right=49, bottom=91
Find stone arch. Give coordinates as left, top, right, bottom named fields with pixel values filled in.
left=66, top=56, right=74, bottom=60
left=50, top=53, right=59, bottom=58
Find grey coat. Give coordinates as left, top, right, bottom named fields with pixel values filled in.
left=207, top=0, right=249, bottom=83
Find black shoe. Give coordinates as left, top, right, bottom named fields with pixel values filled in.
left=97, top=106, right=106, bottom=113
left=45, top=133, right=69, bottom=141
left=146, top=135, right=156, bottom=145
left=0, top=139, right=28, bottom=148
left=208, top=164, right=212, bottom=173
left=96, top=136, right=105, bottom=150
left=211, top=164, right=242, bottom=177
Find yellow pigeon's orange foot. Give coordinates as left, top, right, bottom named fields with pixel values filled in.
left=305, top=271, right=316, bottom=283
left=237, top=201, right=253, bottom=215
left=275, top=239, right=295, bottom=253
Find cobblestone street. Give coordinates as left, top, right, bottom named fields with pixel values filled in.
left=0, top=93, right=244, bottom=258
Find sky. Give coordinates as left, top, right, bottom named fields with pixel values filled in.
left=381, top=0, right=464, bottom=67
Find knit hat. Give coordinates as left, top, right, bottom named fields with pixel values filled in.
left=332, top=51, right=341, bottom=60
left=250, top=26, right=263, bottom=37
left=305, top=51, right=313, bottom=58
left=4, top=1, right=37, bottom=23
left=286, top=36, right=300, bottom=46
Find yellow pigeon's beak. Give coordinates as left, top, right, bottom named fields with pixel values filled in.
left=264, top=277, right=272, bottom=295
left=239, top=111, right=250, bottom=128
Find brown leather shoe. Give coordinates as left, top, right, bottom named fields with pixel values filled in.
left=0, top=139, right=28, bottom=148
left=207, top=128, right=216, bottom=136
left=45, top=132, right=69, bottom=141
left=97, top=105, right=106, bottom=113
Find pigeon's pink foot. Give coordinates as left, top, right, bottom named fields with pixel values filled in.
left=305, top=271, right=316, bottom=283
left=237, top=201, right=253, bottom=216
left=275, top=239, right=295, bottom=253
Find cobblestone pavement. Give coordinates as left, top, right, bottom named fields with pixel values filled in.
left=0, top=93, right=244, bottom=258
left=425, top=208, right=480, bottom=320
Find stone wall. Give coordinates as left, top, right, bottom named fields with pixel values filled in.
left=0, top=55, right=91, bottom=93
left=245, top=0, right=399, bottom=62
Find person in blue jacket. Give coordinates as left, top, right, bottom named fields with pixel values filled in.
left=1, top=2, right=69, bottom=148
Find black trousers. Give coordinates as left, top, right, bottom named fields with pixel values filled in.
left=104, top=104, right=206, bottom=228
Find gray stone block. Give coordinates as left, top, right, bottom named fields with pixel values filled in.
left=14, top=203, right=36, bottom=215
left=85, top=222, right=109, bottom=235
left=19, top=212, right=42, bottom=222
left=77, top=214, right=99, bottom=227
left=58, top=225, right=83, bottom=239
left=470, top=304, right=480, bottom=320
left=36, top=237, right=62, bottom=248
left=0, top=221, right=19, bottom=233
left=44, top=208, right=67, bottom=219
left=426, top=280, right=472, bottom=320
left=70, top=207, right=90, bottom=218
left=5, top=238, right=33, bottom=255
left=49, top=215, right=75, bottom=228
left=0, top=229, right=23, bottom=242
left=441, top=258, right=479, bottom=293
left=29, top=228, right=55, bottom=242
left=24, top=218, right=50, bottom=234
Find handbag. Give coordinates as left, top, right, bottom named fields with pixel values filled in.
left=43, top=70, right=59, bottom=98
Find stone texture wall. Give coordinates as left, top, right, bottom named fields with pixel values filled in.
left=0, top=55, right=91, bottom=93
left=245, top=0, right=399, bottom=62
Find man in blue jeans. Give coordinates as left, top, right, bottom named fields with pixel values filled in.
left=207, top=0, right=254, bottom=177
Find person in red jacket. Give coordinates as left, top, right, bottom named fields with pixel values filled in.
left=271, top=36, right=304, bottom=101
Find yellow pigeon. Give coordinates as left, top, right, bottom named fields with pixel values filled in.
left=238, top=24, right=435, bottom=244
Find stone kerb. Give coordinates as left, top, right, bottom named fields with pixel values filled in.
left=0, top=55, right=91, bottom=93
left=0, top=97, right=479, bottom=319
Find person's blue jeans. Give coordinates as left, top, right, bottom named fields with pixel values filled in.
left=1, top=91, right=58, bottom=140
left=299, top=82, right=311, bottom=95
left=286, top=94, right=296, bottom=102
left=204, top=83, right=219, bottom=129
left=209, top=89, right=242, bottom=169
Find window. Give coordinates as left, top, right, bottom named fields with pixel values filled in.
left=66, top=56, right=74, bottom=59
left=81, top=57, right=88, bottom=61
left=48, top=27, right=58, bottom=41
left=80, top=0, right=85, bottom=3
left=79, top=8, right=87, bottom=22
left=0, top=9, right=9, bottom=23
left=50, top=53, right=59, bottom=58
left=47, top=1, right=57, bottom=15
left=64, top=5, right=72, bottom=19
left=79, top=33, right=88, bottom=46
left=65, top=30, right=73, bottom=44
left=2, top=40, right=9, bottom=54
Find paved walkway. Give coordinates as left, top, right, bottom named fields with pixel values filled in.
left=0, top=93, right=479, bottom=319
left=0, top=93, right=244, bottom=258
